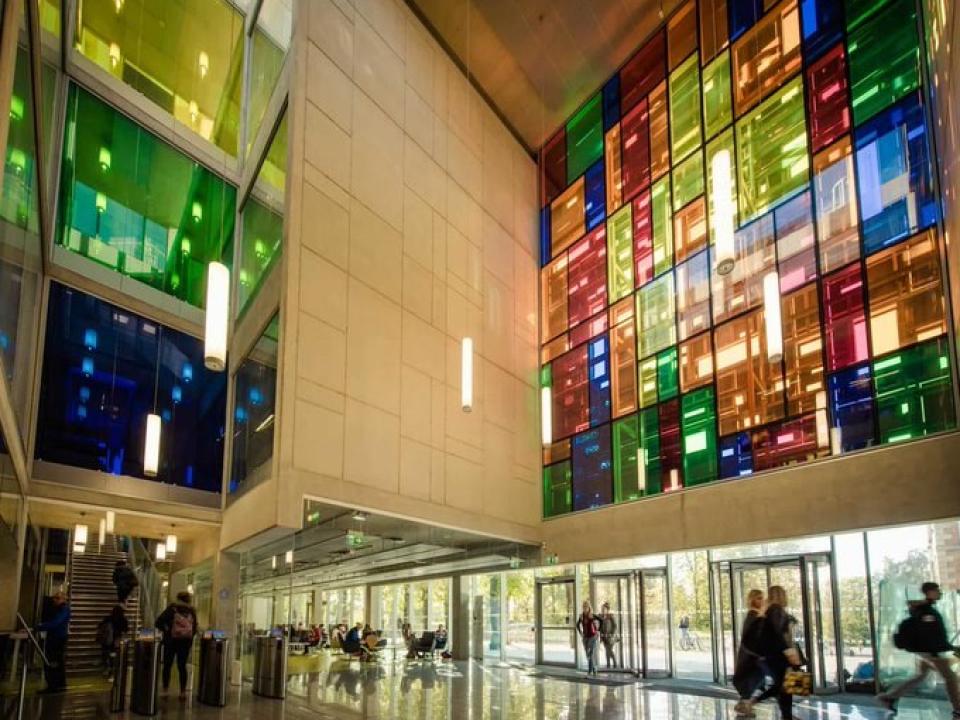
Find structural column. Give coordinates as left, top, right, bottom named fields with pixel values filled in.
left=451, top=575, right=470, bottom=661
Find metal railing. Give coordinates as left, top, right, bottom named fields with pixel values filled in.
left=11, top=613, right=49, bottom=720
left=124, top=537, right=163, bottom=629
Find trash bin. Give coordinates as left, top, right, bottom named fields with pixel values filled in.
left=130, top=633, right=162, bottom=716
left=252, top=635, right=286, bottom=699
left=197, top=632, right=230, bottom=707
left=110, top=640, right=131, bottom=713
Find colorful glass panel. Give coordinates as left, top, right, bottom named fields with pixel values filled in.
left=633, top=190, right=654, bottom=286
left=680, top=333, right=714, bottom=391
left=541, top=254, right=568, bottom=342
left=572, top=428, right=613, bottom=510
left=812, top=137, right=859, bottom=273
left=567, top=227, right=607, bottom=328
left=822, top=263, right=868, bottom=372
left=550, top=178, right=585, bottom=257
left=607, top=205, right=634, bottom=303
left=682, top=387, right=718, bottom=486
left=543, top=462, right=573, bottom=517
left=806, top=44, right=851, bottom=153
left=782, top=283, right=824, bottom=416
left=613, top=414, right=641, bottom=502
left=621, top=29, right=666, bottom=114
left=732, top=0, right=802, bottom=116
left=621, top=99, right=650, bottom=202
left=567, top=94, right=604, bottom=184
left=828, top=364, right=875, bottom=452
left=677, top=251, right=711, bottom=340
left=669, top=55, right=702, bottom=163
left=611, top=320, right=638, bottom=417
left=703, top=51, right=733, bottom=140
left=552, top=346, right=589, bottom=440
left=605, top=124, right=623, bottom=213
left=652, top=177, right=673, bottom=277
left=637, top=273, right=677, bottom=358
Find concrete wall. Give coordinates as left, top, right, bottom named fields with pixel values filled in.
left=274, top=0, right=541, bottom=543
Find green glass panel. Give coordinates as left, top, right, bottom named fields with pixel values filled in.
left=238, top=112, right=287, bottom=315
left=736, top=77, right=808, bottom=222
left=637, top=273, right=676, bottom=358
left=613, top=415, right=641, bottom=502
left=566, top=93, right=604, bottom=184
left=57, top=84, right=237, bottom=309
left=873, top=337, right=956, bottom=444
left=702, top=50, right=732, bottom=140
left=639, top=357, right=658, bottom=408
left=672, top=151, right=705, bottom=212
left=652, top=176, right=673, bottom=276
left=543, top=462, right=573, bottom=517
left=639, top=407, right=662, bottom=495
left=607, top=204, right=634, bottom=302
left=846, top=0, right=920, bottom=126
left=4, top=46, right=40, bottom=234
left=248, top=0, right=292, bottom=156
left=669, top=55, right=702, bottom=163
left=39, top=0, right=61, bottom=37
left=681, top=387, right=718, bottom=486
left=706, top=129, right=738, bottom=246
left=845, top=0, right=896, bottom=30
left=540, top=364, right=552, bottom=387
left=75, top=0, right=244, bottom=155
left=657, top=347, right=679, bottom=401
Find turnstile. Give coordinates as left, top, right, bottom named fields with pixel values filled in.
left=252, top=636, right=286, bottom=699
left=129, top=636, right=162, bottom=716
left=197, top=634, right=230, bottom=707
left=109, top=640, right=130, bottom=713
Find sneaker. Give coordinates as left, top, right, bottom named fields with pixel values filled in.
left=876, top=696, right=898, bottom=715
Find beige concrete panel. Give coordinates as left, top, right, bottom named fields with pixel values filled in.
left=308, top=0, right=354, bottom=75
left=350, top=199, right=403, bottom=303
left=404, top=134, right=447, bottom=214
left=432, top=276, right=447, bottom=332
left=514, top=244, right=538, bottom=346
left=306, top=41, right=354, bottom=133
left=399, top=436, right=432, bottom=501
left=445, top=453, right=483, bottom=513
left=301, top=178, right=350, bottom=270
left=445, top=287, right=482, bottom=352
left=483, top=362, right=514, bottom=432
left=300, top=248, right=348, bottom=328
left=482, top=271, right=515, bottom=373
left=447, top=130, right=483, bottom=202
left=432, top=211, right=447, bottom=281
left=432, top=115, right=449, bottom=170
left=402, top=310, right=445, bottom=381
left=482, top=212, right=515, bottom=287
left=405, top=84, right=434, bottom=154
left=354, top=0, right=406, bottom=58
left=400, top=364, right=432, bottom=445
left=305, top=102, right=351, bottom=191
left=512, top=380, right=540, bottom=473
left=297, top=313, right=346, bottom=392
left=482, top=120, right=516, bottom=235
left=445, top=385, right=483, bottom=450
left=431, top=46, right=449, bottom=124
left=354, top=14, right=405, bottom=124
left=351, top=90, right=404, bottom=230
left=446, top=178, right=482, bottom=246
left=403, top=189, right=433, bottom=270
left=430, top=449, right=445, bottom=504
left=446, top=64, right=482, bottom=157
left=345, top=278, right=402, bottom=413
left=430, top=378, right=446, bottom=450
left=405, top=17, right=434, bottom=105
left=295, top=380, right=345, bottom=415
left=292, top=399, right=344, bottom=479
left=343, top=398, right=400, bottom=493
left=402, top=255, right=433, bottom=322
left=219, top=476, right=280, bottom=549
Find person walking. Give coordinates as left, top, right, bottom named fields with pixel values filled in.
left=748, top=586, right=801, bottom=719
left=733, top=589, right=766, bottom=717
left=599, top=603, right=619, bottom=670
left=155, top=591, right=198, bottom=701
left=112, top=560, right=139, bottom=604
left=576, top=601, right=601, bottom=676
left=878, top=581, right=960, bottom=717
left=97, top=604, right=129, bottom=677
left=37, top=591, right=71, bottom=693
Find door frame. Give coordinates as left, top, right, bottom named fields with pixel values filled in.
left=589, top=572, right=637, bottom=674
left=534, top=576, right=578, bottom=667
left=638, top=567, right=672, bottom=679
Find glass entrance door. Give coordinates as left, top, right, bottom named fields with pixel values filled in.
left=639, top=569, right=671, bottom=677
left=536, top=578, right=576, bottom=666
left=591, top=574, right=635, bottom=671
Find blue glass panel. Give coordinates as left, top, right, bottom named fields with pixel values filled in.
left=828, top=364, right=876, bottom=451
left=588, top=335, right=611, bottom=426
left=572, top=427, right=613, bottom=510
left=540, top=205, right=551, bottom=268
left=35, top=282, right=226, bottom=493
left=855, top=92, right=937, bottom=255
left=603, top=75, right=621, bottom=132
left=719, top=433, right=753, bottom=478
left=800, top=0, right=844, bottom=61
left=584, top=160, right=606, bottom=231
left=729, top=0, right=764, bottom=41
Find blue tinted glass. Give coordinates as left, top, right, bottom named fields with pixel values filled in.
left=589, top=335, right=611, bottom=426
left=828, top=364, right=876, bottom=451
left=572, top=427, right=613, bottom=510
left=719, top=433, right=753, bottom=478
left=855, top=92, right=937, bottom=254
left=729, top=0, right=764, bottom=41
left=603, top=75, right=621, bottom=131
left=584, top=160, right=606, bottom=231
left=35, top=282, right=226, bottom=493
left=800, top=0, right=843, bottom=60
left=540, top=205, right=551, bottom=267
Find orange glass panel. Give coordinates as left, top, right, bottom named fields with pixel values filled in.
left=677, top=250, right=711, bottom=340
left=812, top=137, right=860, bottom=274
left=550, top=177, right=585, bottom=256
left=866, top=229, right=947, bottom=355
left=668, top=1, right=698, bottom=71
left=611, top=321, right=638, bottom=417
left=605, top=124, right=623, bottom=213
left=609, top=296, right=635, bottom=326
left=674, top=196, right=707, bottom=263
left=543, top=438, right=572, bottom=465
left=711, top=212, right=776, bottom=324
left=714, top=309, right=785, bottom=435
left=731, top=0, right=802, bottom=116
left=649, top=82, right=670, bottom=180
left=782, top=283, right=824, bottom=416
left=680, top=332, right=714, bottom=391
left=542, top=334, right=571, bottom=363
left=700, top=0, right=730, bottom=64
left=541, top=254, right=569, bottom=343
left=774, top=191, right=816, bottom=293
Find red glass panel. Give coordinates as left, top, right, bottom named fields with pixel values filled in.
left=621, top=29, right=666, bottom=115
left=567, top=226, right=608, bottom=327
left=806, top=44, right=851, bottom=154
left=822, top=263, right=868, bottom=372
left=659, top=398, right=683, bottom=491
left=775, top=191, right=817, bottom=293
left=752, top=414, right=820, bottom=471
left=621, top=99, right=650, bottom=202
left=571, top=312, right=609, bottom=347
left=553, top=345, right=590, bottom=440
left=633, top=190, right=654, bottom=286
left=668, top=1, right=698, bottom=71
left=541, top=129, right=566, bottom=208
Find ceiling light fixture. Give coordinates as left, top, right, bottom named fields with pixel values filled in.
left=165, top=528, right=177, bottom=554
left=540, top=386, right=552, bottom=446
left=461, top=337, right=473, bottom=412
left=99, top=518, right=106, bottom=547
left=155, top=542, right=167, bottom=562
left=711, top=149, right=735, bottom=275
left=74, top=522, right=88, bottom=546
left=204, top=262, right=229, bottom=371
left=352, top=511, right=368, bottom=522
left=198, top=51, right=209, bottom=79
left=105, top=510, right=115, bottom=533
left=763, top=272, right=783, bottom=363
left=144, top=327, right=163, bottom=477
left=109, top=43, right=120, bottom=69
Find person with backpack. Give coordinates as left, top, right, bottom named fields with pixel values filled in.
left=97, top=604, right=129, bottom=677
left=733, top=589, right=767, bottom=716
left=155, top=591, right=198, bottom=700
left=112, top=560, right=139, bottom=604
left=878, top=581, right=960, bottom=717
left=576, top=601, right=601, bottom=676
left=599, top=603, right=619, bottom=669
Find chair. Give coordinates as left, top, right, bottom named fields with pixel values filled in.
left=412, top=631, right=436, bottom=660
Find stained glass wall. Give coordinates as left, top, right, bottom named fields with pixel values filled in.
left=539, top=0, right=955, bottom=518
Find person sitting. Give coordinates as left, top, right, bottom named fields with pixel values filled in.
left=402, top=622, right=416, bottom=659
left=435, top=625, right=448, bottom=650
left=362, top=623, right=376, bottom=639
left=342, top=623, right=363, bottom=655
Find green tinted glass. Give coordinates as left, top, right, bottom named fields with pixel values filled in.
left=672, top=151, right=704, bottom=212
left=5, top=46, right=40, bottom=234
left=657, top=346, right=679, bottom=401
left=247, top=0, right=292, bottom=156
left=543, top=462, right=573, bottom=517
left=736, top=77, right=808, bottom=222
left=669, top=55, right=702, bottom=163
left=57, top=84, right=237, bottom=309
left=702, top=50, right=732, bottom=139
left=639, top=407, right=662, bottom=495
left=637, top=273, right=676, bottom=358
left=682, top=387, right=718, bottom=486
left=566, top=93, right=603, bottom=184
left=640, top=357, right=658, bottom=408
left=75, top=0, right=244, bottom=155
left=607, top=204, right=633, bottom=303
left=652, top=176, right=673, bottom=276
left=613, top=415, right=641, bottom=502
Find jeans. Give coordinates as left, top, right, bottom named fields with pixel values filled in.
left=880, top=653, right=960, bottom=711
left=754, top=658, right=792, bottom=719
left=43, top=636, right=67, bottom=690
left=162, top=638, right=193, bottom=693
left=602, top=638, right=618, bottom=668
left=583, top=635, right=598, bottom=674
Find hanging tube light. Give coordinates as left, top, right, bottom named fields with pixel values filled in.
left=106, top=510, right=115, bottom=533
left=541, top=386, right=553, bottom=446
left=712, top=149, right=735, bottom=276
left=165, top=533, right=178, bottom=555
left=144, top=413, right=161, bottom=477
left=74, top=523, right=88, bottom=546
left=155, top=542, right=167, bottom=562
left=99, top=519, right=106, bottom=547
left=763, top=272, right=783, bottom=363
left=204, top=262, right=229, bottom=371
left=461, top=337, right=474, bottom=412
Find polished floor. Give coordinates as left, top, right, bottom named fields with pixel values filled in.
left=2, top=655, right=953, bottom=719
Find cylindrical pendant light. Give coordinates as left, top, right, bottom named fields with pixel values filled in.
left=144, top=413, right=161, bottom=477
left=540, top=386, right=552, bottom=446
left=105, top=510, right=115, bottom=533
left=165, top=533, right=178, bottom=555
left=74, top=523, right=88, bottom=546
left=712, top=149, right=735, bottom=276
left=73, top=543, right=86, bottom=555
left=763, top=272, right=783, bottom=363
left=99, top=519, right=106, bottom=547
left=285, top=550, right=293, bottom=565
left=271, top=556, right=277, bottom=570
left=204, top=262, right=229, bottom=371
left=155, top=542, right=167, bottom=561
left=461, top=337, right=474, bottom=412
left=815, top=391, right=829, bottom=449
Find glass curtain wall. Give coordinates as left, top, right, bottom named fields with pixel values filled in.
left=246, top=0, right=291, bottom=156
left=371, top=579, right=451, bottom=645
left=238, top=532, right=295, bottom=677
left=320, top=586, right=365, bottom=629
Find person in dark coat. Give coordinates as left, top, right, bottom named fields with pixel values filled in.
left=98, top=604, right=130, bottom=675
left=747, top=585, right=800, bottom=719
left=155, top=591, right=198, bottom=700
left=733, top=589, right=766, bottom=715
left=112, top=560, right=139, bottom=604
left=37, top=591, right=70, bottom=693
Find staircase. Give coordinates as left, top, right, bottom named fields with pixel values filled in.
left=65, top=536, right=142, bottom=676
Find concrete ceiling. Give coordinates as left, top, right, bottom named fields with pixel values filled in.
left=406, top=0, right=683, bottom=153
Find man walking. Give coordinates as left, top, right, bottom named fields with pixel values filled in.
left=112, top=559, right=139, bottom=604
left=878, top=581, right=960, bottom=717
left=37, top=591, right=71, bottom=693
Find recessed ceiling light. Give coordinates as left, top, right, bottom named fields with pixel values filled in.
left=352, top=511, right=368, bottom=522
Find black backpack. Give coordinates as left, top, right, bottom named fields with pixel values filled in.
left=95, top=617, right=114, bottom=647
left=894, top=613, right=921, bottom=652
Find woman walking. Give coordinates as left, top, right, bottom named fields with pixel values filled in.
left=748, top=586, right=802, bottom=719
left=576, top=601, right=601, bottom=676
left=733, top=589, right=766, bottom=716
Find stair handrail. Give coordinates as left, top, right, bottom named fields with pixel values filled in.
left=123, top=537, right=163, bottom=630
